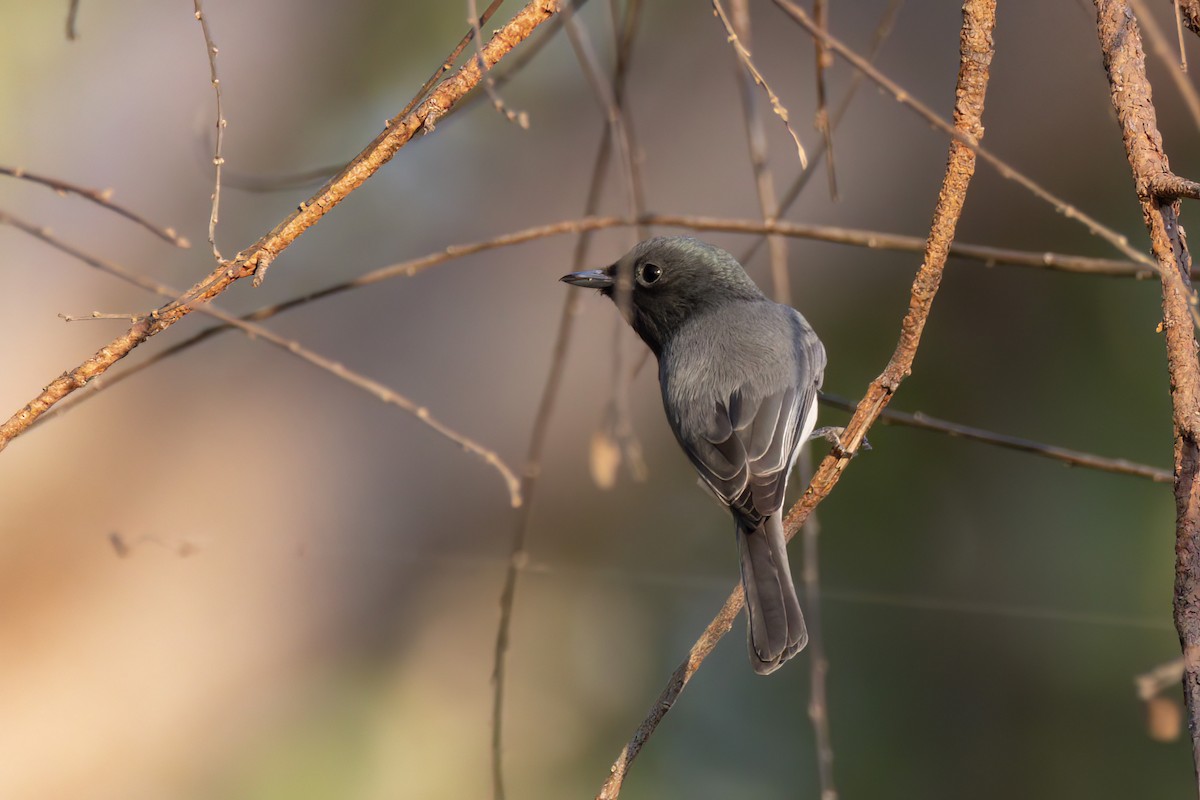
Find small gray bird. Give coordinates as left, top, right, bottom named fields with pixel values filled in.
left=562, top=236, right=826, bottom=674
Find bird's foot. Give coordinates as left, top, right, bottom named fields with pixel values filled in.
left=808, top=426, right=871, bottom=459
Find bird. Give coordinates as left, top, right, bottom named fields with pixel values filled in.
left=561, top=236, right=827, bottom=674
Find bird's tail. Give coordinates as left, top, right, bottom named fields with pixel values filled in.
left=736, top=515, right=807, bottom=675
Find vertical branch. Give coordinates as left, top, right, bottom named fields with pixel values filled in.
left=739, top=0, right=901, bottom=267
left=491, top=5, right=645, bottom=799
left=798, top=447, right=836, bottom=800
left=728, top=0, right=792, bottom=303
left=812, top=0, right=839, bottom=200
left=193, top=0, right=226, bottom=263
left=562, top=4, right=650, bottom=485
left=596, top=2, right=996, bottom=796
left=1093, top=0, right=1200, bottom=785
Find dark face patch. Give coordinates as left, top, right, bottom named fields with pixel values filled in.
left=606, top=237, right=766, bottom=355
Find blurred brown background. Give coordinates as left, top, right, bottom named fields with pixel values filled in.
left=0, top=1, right=1193, bottom=797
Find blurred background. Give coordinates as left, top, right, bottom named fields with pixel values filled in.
left=0, top=0, right=1194, bottom=797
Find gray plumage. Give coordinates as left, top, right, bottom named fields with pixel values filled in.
left=561, top=236, right=826, bottom=675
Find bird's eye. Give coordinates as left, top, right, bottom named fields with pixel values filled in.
left=639, top=263, right=662, bottom=285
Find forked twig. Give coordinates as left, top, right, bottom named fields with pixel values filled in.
left=469, top=0, right=531, bottom=128
left=712, top=0, right=808, bottom=169
left=1129, top=0, right=1200, bottom=129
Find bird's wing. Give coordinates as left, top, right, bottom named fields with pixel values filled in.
left=681, top=357, right=822, bottom=522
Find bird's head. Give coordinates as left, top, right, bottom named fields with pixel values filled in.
left=560, top=236, right=764, bottom=355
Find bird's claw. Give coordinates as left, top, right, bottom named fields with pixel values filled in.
left=808, top=426, right=871, bottom=459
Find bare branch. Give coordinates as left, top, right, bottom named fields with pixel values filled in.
left=221, top=0, right=564, bottom=194
left=728, top=0, right=792, bottom=303
left=771, top=0, right=1158, bottom=273
left=0, top=165, right=189, bottom=247
left=597, top=2, right=996, bottom=795
left=492, top=5, right=646, bottom=797
left=469, top=0, right=531, bottom=128
left=561, top=4, right=649, bottom=488
left=819, top=393, right=1172, bottom=483
left=712, top=0, right=808, bottom=169
left=1094, top=0, right=1200, bottom=782
left=193, top=0, right=226, bottom=263
left=740, top=0, right=901, bottom=267
left=812, top=0, right=838, bottom=200
left=1, top=210, right=522, bottom=505
left=0, top=0, right=562, bottom=453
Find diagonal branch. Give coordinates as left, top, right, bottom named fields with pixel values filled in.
left=595, top=1, right=997, bottom=796
left=2, top=210, right=522, bottom=506
left=0, top=0, right=562, bottom=454
left=1093, top=0, right=1200, bottom=784
left=818, top=393, right=1172, bottom=483
left=728, top=0, right=792, bottom=303
left=0, top=165, right=190, bottom=247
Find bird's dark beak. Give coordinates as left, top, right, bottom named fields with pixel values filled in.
left=560, top=268, right=614, bottom=289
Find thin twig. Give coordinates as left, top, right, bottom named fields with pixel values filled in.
left=491, top=5, right=646, bottom=798
left=1129, top=0, right=1200, bottom=129
left=413, top=0, right=508, bottom=121
left=470, top=0, right=531, bottom=128
left=2, top=210, right=522, bottom=506
left=597, top=2, right=996, bottom=794
left=819, top=392, right=1172, bottom=483
left=221, top=0, right=563, bottom=194
left=0, top=165, right=189, bottom=247
left=798, top=447, right=836, bottom=800
left=740, top=0, right=902, bottom=267
left=812, top=0, right=838, bottom=200
left=771, top=0, right=1159, bottom=275
left=712, top=0, right=808, bottom=169
left=739, top=0, right=902, bottom=267
left=1094, top=0, right=1200, bottom=783
left=0, top=0, right=562, bottom=453
left=729, top=0, right=791, bottom=303
left=561, top=4, right=649, bottom=487
left=193, top=0, right=226, bottom=263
